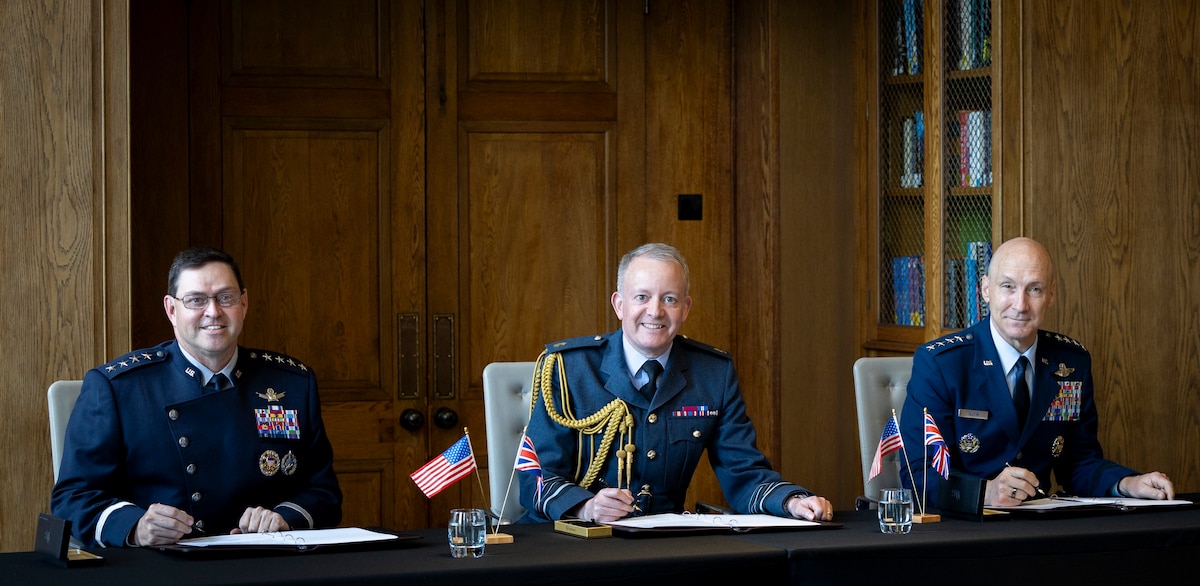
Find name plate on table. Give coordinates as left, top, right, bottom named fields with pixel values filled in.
left=34, top=514, right=104, bottom=567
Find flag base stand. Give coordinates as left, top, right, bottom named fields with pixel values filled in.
left=913, top=513, right=940, bottom=523
left=486, top=532, right=514, bottom=544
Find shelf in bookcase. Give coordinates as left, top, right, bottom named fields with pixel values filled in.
left=883, top=73, right=924, bottom=86
left=881, top=187, right=924, bottom=199
left=946, top=66, right=992, bottom=81
left=946, top=186, right=992, bottom=197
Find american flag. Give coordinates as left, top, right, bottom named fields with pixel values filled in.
left=514, top=434, right=543, bottom=502
left=869, top=415, right=904, bottom=481
left=410, top=435, right=476, bottom=498
left=924, top=412, right=951, bottom=479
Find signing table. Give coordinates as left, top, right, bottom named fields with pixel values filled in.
left=4, top=499, right=1199, bottom=585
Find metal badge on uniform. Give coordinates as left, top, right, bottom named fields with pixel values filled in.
left=1051, top=435, right=1065, bottom=458
left=259, top=450, right=281, bottom=476
left=957, top=408, right=989, bottom=420
left=1054, top=363, right=1075, bottom=377
left=1046, top=381, right=1082, bottom=421
left=281, top=450, right=298, bottom=475
left=256, top=388, right=286, bottom=402
left=255, top=405, right=302, bottom=439
left=958, top=433, right=980, bottom=453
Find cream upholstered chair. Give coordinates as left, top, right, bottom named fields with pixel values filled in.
left=47, top=380, right=84, bottom=483
left=852, top=357, right=913, bottom=502
left=482, top=361, right=537, bottom=525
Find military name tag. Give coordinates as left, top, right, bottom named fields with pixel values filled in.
left=957, top=408, right=989, bottom=420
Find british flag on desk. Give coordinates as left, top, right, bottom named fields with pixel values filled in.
left=924, top=412, right=951, bottom=479
left=515, top=434, right=543, bottom=503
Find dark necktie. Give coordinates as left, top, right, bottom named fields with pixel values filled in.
left=206, top=373, right=228, bottom=394
left=1012, top=356, right=1030, bottom=429
left=639, top=360, right=663, bottom=397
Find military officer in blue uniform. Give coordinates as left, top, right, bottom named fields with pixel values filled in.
left=51, top=247, right=341, bottom=547
left=899, top=237, right=1173, bottom=507
left=519, top=243, right=832, bottom=523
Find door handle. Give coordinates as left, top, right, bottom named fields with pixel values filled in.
left=433, top=407, right=459, bottom=430
left=399, top=408, right=425, bottom=431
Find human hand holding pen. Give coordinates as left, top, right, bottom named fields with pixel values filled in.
left=986, top=463, right=1045, bottom=506
left=579, top=479, right=637, bottom=522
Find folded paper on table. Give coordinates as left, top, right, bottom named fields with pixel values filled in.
left=604, top=513, right=834, bottom=535
left=989, top=496, right=1193, bottom=513
left=155, top=527, right=419, bottom=555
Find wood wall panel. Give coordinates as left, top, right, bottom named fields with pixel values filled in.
left=1023, top=0, right=1200, bottom=490
left=223, top=122, right=389, bottom=399
left=462, top=0, right=611, bottom=86
left=462, top=125, right=613, bottom=380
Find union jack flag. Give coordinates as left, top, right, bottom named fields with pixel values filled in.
left=515, top=434, right=543, bottom=502
left=869, top=415, right=904, bottom=481
left=924, top=412, right=951, bottom=479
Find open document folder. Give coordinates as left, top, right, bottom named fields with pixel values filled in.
left=989, top=496, right=1193, bottom=513
left=156, top=527, right=418, bottom=554
left=603, top=512, right=836, bottom=534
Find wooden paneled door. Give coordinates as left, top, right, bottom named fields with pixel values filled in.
left=189, top=0, right=646, bottom=530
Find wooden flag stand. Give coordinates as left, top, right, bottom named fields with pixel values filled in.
left=465, top=426, right=516, bottom=544
left=913, top=512, right=940, bottom=523
left=486, top=532, right=514, bottom=544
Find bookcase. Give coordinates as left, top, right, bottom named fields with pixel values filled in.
left=865, top=0, right=1000, bottom=353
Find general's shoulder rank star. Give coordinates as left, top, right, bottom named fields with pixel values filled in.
left=257, top=388, right=286, bottom=402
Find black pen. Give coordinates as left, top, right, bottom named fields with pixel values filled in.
left=596, top=478, right=642, bottom=512
left=1005, top=462, right=1048, bottom=499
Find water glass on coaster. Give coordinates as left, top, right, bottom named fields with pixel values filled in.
left=448, top=508, right=487, bottom=558
left=878, top=488, right=913, bottom=534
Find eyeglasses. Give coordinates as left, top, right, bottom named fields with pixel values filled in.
left=171, top=291, right=243, bottom=310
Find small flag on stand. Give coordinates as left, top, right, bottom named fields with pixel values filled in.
left=410, top=435, right=476, bottom=498
left=514, top=434, right=543, bottom=502
left=923, top=412, right=950, bottom=479
left=869, top=414, right=904, bottom=481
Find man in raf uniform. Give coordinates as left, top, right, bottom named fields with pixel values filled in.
left=52, top=247, right=341, bottom=547
left=899, top=237, right=1173, bottom=507
left=519, top=243, right=832, bottom=523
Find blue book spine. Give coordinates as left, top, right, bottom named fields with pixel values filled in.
left=904, top=0, right=922, bottom=75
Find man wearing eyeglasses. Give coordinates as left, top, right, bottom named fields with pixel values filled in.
left=51, top=247, right=342, bottom=548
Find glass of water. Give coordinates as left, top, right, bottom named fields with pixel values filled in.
left=878, top=488, right=913, bottom=534
left=448, top=508, right=487, bottom=558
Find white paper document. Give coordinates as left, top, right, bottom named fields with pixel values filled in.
left=177, top=527, right=399, bottom=548
left=604, top=513, right=819, bottom=531
left=990, top=496, right=1192, bottom=511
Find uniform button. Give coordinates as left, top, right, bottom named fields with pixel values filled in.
left=692, top=430, right=702, bottom=438
left=168, top=409, right=179, bottom=421
left=191, top=492, right=202, bottom=502
left=647, top=413, right=658, bottom=424
left=186, top=463, right=197, bottom=475
left=178, top=436, right=190, bottom=448
left=646, top=450, right=657, bottom=460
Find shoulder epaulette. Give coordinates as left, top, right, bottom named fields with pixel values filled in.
left=1040, top=330, right=1087, bottom=352
left=101, top=347, right=169, bottom=379
left=920, top=331, right=976, bottom=355
left=545, top=334, right=607, bottom=353
left=677, top=335, right=731, bottom=358
left=244, top=349, right=311, bottom=374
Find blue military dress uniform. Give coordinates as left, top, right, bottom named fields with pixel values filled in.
left=518, top=331, right=811, bottom=522
left=51, top=340, right=342, bottom=547
left=899, top=320, right=1135, bottom=507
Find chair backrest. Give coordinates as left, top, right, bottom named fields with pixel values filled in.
left=482, top=361, right=537, bottom=525
left=47, top=380, right=84, bottom=482
left=852, top=356, right=913, bottom=500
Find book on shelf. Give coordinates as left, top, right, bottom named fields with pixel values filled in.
left=945, top=256, right=965, bottom=329
left=957, top=110, right=993, bottom=187
left=955, top=0, right=992, bottom=70
left=964, top=241, right=992, bottom=325
left=904, top=0, right=922, bottom=75
left=891, top=255, right=925, bottom=326
left=900, top=111, right=925, bottom=188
